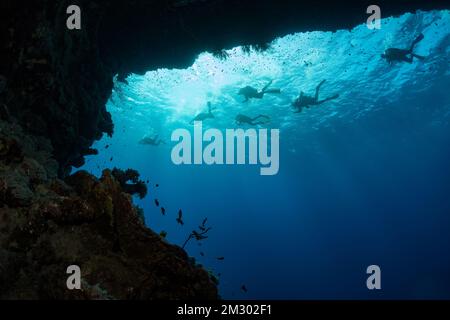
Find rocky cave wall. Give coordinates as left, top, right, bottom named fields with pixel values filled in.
left=0, top=117, right=218, bottom=299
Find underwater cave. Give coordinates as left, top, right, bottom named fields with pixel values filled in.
left=84, top=9, right=450, bottom=299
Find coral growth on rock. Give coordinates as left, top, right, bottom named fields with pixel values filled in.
left=111, top=168, right=148, bottom=200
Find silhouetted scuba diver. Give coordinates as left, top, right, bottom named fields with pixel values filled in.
left=381, top=33, right=426, bottom=64
left=292, top=80, right=339, bottom=113
left=190, top=102, right=215, bottom=124
left=238, top=80, right=281, bottom=102
left=235, top=114, right=270, bottom=126
left=139, top=134, right=165, bottom=146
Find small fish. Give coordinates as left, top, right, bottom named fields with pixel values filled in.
left=160, top=207, right=165, bottom=215
left=109, top=156, right=113, bottom=161
left=200, top=252, right=205, bottom=257
left=154, top=199, right=159, bottom=207
left=217, top=273, right=221, bottom=277
left=241, top=285, right=248, bottom=293
left=105, top=144, right=110, bottom=149
left=146, top=180, right=149, bottom=184
left=155, top=184, right=159, bottom=187
left=176, top=209, right=184, bottom=225
left=216, top=257, right=225, bottom=261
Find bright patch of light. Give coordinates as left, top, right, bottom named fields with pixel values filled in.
left=108, top=10, right=449, bottom=143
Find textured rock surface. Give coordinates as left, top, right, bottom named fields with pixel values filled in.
left=0, top=1, right=113, bottom=175
left=0, top=118, right=217, bottom=299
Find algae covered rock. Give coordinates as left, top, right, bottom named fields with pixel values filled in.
left=0, top=118, right=218, bottom=299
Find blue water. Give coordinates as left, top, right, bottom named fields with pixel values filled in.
left=80, top=10, right=450, bottom=299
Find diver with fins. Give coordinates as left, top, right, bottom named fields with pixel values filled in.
left=381, top=33, right=426, bottom=64
left=235, top=114, right=270, bottom=126
left=190, top=102, right=215, bottom=124
left=238, top=80, right=281, bottom=102
left=291, top=80, right=339, bottom=113
left=139, top=134, right=165, bottom=146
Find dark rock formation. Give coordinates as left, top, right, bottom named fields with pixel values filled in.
left=111, top=168, right=148, bottom=200
left=0, top=117, right=217, bottom=299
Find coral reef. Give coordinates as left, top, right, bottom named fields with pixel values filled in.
left=0, top=117, right=217, bottom=299
left=0, top=1, right=114, bottom=176
left=111, top=168, right=148, bottom=200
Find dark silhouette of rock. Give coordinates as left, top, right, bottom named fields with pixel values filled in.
left=111, top=168, right=148, bottom=199
left=0, top=118, right=217, bottom=299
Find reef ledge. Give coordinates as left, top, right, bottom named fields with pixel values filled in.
left=0, top=117, right=218, bottom=299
